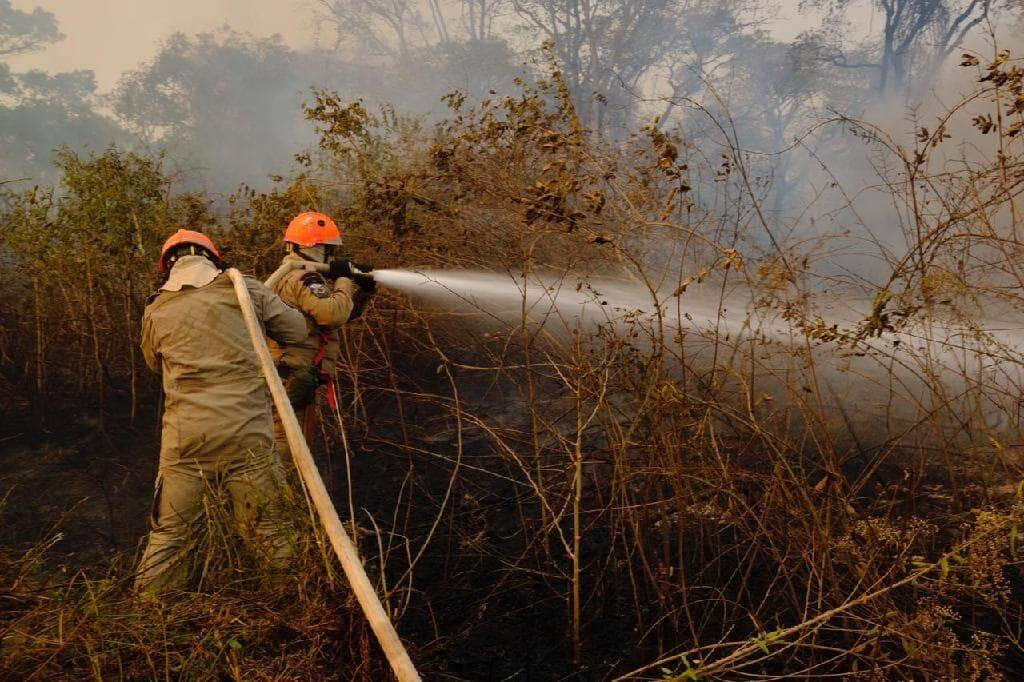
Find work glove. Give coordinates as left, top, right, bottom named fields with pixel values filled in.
left=350, top=272, right=376, bottom=294
left=327, top=259, right=355, bottom=280
left=281, top=365, right=319, bottom=409
left=328, top=260, right=376, bottom=294
left=326, top=259, right=370, bottom=278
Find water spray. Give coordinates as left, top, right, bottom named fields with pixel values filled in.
left=374, top=266, right=1024, bottom=443
left=267, top=257, right=1024, bottom=463
left=270, top=260, right=1024, bottom=362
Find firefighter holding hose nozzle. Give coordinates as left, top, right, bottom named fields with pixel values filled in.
left=268, top=211, right=376, bottom=460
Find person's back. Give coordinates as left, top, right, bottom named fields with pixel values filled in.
left=144, top=270, right=302, bottom=467
left=135, top=231, right=306, bottom=595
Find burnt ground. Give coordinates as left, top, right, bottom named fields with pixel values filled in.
left=0, top=419, right=157, bottom=565
left=0, top=387, right=625, bottom=680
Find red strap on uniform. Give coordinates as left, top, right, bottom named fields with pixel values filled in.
left=313, top=330, right=338, bottom=410
left=312, top=329, right=331, bottom=367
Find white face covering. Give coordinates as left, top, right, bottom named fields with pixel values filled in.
left=161, top=255, right=221, bottom=291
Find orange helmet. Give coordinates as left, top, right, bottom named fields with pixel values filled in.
left=284, top=211, right=342, bottom=248
left=159, top=229, right=221, bottom=274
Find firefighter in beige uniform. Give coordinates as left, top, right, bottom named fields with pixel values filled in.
left=268, top=212, right=375, bottom=461
left=136, top=229, right=308, bottom=594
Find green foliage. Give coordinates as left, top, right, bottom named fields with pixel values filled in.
left=0, top=146, right=213, bottom=421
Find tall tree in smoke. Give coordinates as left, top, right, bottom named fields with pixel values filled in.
left=0, top=0, right=61, bottom=57
left=112, top=30, right=330, bottom=190
left=807, top=0, right=995, bottom=96
left=315, top=0, right=524, bottom=104
left=0, top=1, right=61, bottom=117
left=650, top=0, right=766, bottom=120
left=460, top=0, right=505, bottom=40
left=509, top=0, right=678, bottom=133
left=0, top=2, right=124, bottom=182
left=316, top=0, right=437, bottom=66
left=0, top=0, right=57, bottom=114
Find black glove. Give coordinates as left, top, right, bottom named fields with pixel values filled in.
left=327, top=259, right=354, bottom=280
left=351, top=271, right=376, bottom=293
left=280, top=365, right=319, bottom=409
left=328, top=260, right=376, bottom=293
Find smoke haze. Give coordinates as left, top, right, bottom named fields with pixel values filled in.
left=7, top=0, right=830, bottom=87
left=5, top=0, right=315, bottom=89
left=1, top=0, right=1020, bottom=205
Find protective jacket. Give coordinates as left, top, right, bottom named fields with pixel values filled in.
left=136, top=257, right=307, bottom=593
left=267, top=253, right=357, bottom=376
left=142, top=260, right=307, bottom=468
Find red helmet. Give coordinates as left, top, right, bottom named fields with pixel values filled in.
left=284, top=211, right=342, bottom=247
left=159, top=229, right=221, bottom=274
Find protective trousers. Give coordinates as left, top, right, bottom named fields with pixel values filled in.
left=134, top=448, right=295, bottom=594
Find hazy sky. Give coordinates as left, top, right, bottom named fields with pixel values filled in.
left=7, top=0, right=867, bottom=91
left=6, top=0, right=316, bottom=89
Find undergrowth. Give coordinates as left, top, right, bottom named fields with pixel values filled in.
left=0, top=490, right=389, bottom=680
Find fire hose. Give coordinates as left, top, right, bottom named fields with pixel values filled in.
left=227, top=268, right=421, bottom=682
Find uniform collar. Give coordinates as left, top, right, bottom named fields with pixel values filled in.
left=161, top=255, right=221, bottom=291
